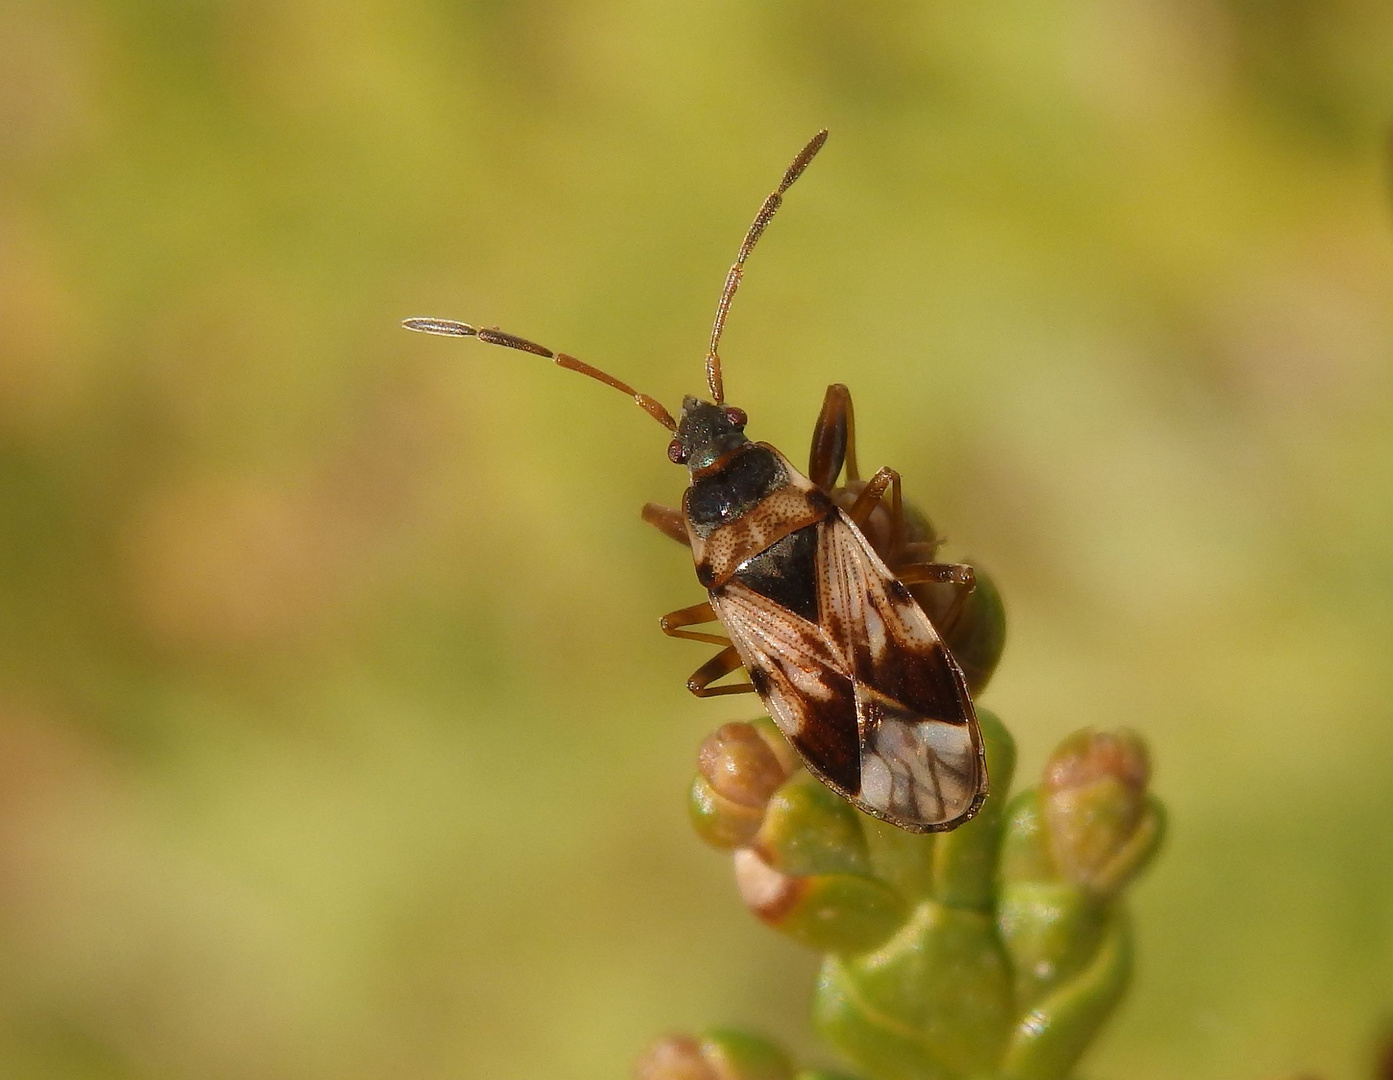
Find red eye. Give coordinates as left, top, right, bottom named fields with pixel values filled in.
left=667, top=438, right=688, bottom=464
left=725, top=407, right=747, bottom=427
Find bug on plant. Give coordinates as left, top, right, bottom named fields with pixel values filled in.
left=404, top=130, right=988, bottom=831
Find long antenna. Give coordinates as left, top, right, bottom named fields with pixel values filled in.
left=704, top=129, right=829, bottom=404
left=402, top=317, right=677, bottom=431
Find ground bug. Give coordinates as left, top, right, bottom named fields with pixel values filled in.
left=404, top=130, right=988, bottom=831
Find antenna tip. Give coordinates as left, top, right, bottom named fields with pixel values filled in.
left=402, top=317, right=477, bottom=337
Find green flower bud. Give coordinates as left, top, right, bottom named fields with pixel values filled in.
left=858, top=816, right=937, bottom=903
left=1040, top=729, right=1164, bottom=898
left=691, top=720, right=801, bottom=850
left=732, top=773, right=905, bottom=953
left=754, top=772, right=869, bottom=878
left=702, top=721, right=799, bottom=806
left=994, top=731, right=1164, bottom=1078
left=815, top=962, right=957, bottom=1080
left=634, top=1030, right=795, bottom=1080
left=733, top=848, right=905, bottom=953
left=701, top=1030, right=797, bottom=1080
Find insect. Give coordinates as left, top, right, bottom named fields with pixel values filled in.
left=404, top=130, right=988, bottom=832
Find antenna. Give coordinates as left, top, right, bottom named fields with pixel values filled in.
left=402, top=317, right=677, bottom=431
left=704, top=129, right=829, bottom=404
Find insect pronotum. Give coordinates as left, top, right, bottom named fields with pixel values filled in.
left=404, top=130, right=988, bottom=832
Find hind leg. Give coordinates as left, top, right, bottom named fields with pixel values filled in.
left=807, top=383, right=861, bottom=491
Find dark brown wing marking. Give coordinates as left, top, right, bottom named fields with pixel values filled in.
left=815, top=510, right=987, bottom=829
left=819, top=515, right=967, bottom=718
left=709, top=582, right=861, bottom=795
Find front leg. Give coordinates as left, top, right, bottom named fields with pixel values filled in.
left=659, top=600, right=730, bottom=646
left=642, top=502, right=689, bottom=546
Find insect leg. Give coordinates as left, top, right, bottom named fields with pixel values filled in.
left=641, top=503, right=689, bottom=546
left=896, top=560, right=978, bottom=628
left=660, top=604, right=752, bottom=694
left=686, top=645, right=756, bottom=697
left=897, top=562, right=976, bottom=589
left=659, top=600, right=731, bottom=646
left=846, top=466, right=908, bottom=558
left=807, top=383, right=861, bottom=490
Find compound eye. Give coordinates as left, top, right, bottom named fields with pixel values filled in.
left=667, top=438, right=688, bottom=464
left=724, top=407, right=747, bottom=427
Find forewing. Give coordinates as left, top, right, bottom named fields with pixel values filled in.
left=816, top=511, right=988, bottom=830
left=709, top=583, right=863, bottom=798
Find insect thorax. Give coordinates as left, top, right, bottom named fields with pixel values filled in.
left=685, top=446, right=788, bottom=538
left=684, top=445, right=833, bottom=590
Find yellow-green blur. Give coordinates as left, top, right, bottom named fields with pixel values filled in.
left=0, top=4, right=1390, bottom=1078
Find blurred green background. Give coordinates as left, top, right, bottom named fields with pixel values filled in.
left=1, top=2, right=1391, bottom=1078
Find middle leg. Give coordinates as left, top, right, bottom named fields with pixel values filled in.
left=896, top=562, right=976, bottom=589
left=896, top=559, right=977, bottom=630
left=658, top=601, right=754, bottom=696
left=686, top=645, right=755, bottom=697
left=846, top=465, right=908, bottom=560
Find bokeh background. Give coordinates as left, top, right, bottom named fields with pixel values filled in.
left=2, top=2, right=1392, bottom=1078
